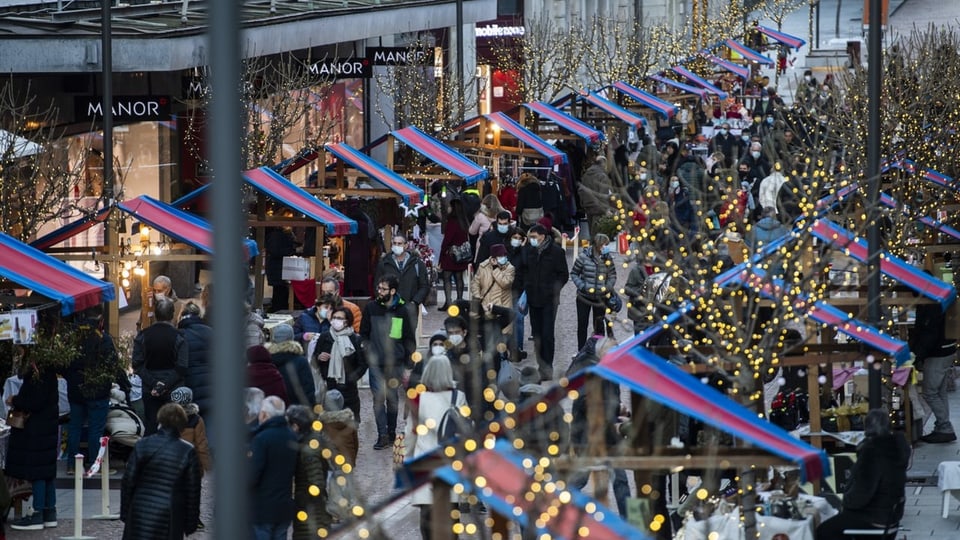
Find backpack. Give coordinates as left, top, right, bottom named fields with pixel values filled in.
left=437, top=388, right=472, bottom=442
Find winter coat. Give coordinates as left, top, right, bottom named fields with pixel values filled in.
left=468, top=211, right=494, bottom=238
left=570, top=249, right=617, bottom=300
left=758, top=171, right=787, bottom=212
left=359, top=296, right=415, bottom=370
left=404, top=389, right=467, bottom=506
left=121, top=427, right=202, bottom=540
left=750, top=216, right=790, bottom=251
left=5, top=368, right=59, bottom=481
left=910, top=303, right=948, bottom=362
left=132, top=322, right=189, bottom=395
left=293, top=305, right=330, bottom=345
left=179, top=315, right=213, bottom=416
left=65, top=319, right=120, bottom=402
left=374, top=251, right=430, bottom=305
left=515, top=177, right=544, bottom=228
left=314, top=331, right=367, bottom=386
left=179, top=405, right=211, bottom=473
left=439, top=215, right=471, bottom=272
left=267, top=340, right=317, bottom=407
left=668, top=185, right=697, bottom=231
left=292, top=432, right=331, bottom=540
left=250, top=415, right=299, bottom=525
left=475, top=227, right=511, bottom=265
left=842, top=432, right=910, bottom=525
left=623, top=264, right=648, bottom=325
left=519, top=237, right=569, bottom=308
left=318, top=408, right=359, bottom=466
left=471, top=258, right=516, bottom=334
left=247, top=355, right=288, bottom=402
left=578, top=163, right=616, bottom=218
left=245, top=311, right=266, bottom=349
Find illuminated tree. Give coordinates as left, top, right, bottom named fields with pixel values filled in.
left=487, top=17, right=582, bottom=104
left=581, top=16, right=689, bottom=90
left=763, top=0, right=808, bottom=32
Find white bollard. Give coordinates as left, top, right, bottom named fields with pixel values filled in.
left=91, top=437, right=119, bottom=520
left=59, top=454, right=94, bottom=540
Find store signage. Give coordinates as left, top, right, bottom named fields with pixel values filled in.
left=308, top=58, right=372, bottom=79
left=367, top=46, right=435, bottom=66
left=76, top=96, right=170, bottom=121
left=475, top=24, right=526, bottom=38
left=182, top=77, right=210, bottom=100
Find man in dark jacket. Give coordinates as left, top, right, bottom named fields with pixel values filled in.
left=518, top=224, right=569, bottom=381
left=121, top=402, right=201, bottom=539
left=178, top=301, right=213, bottom=431
left=133, top=297, right=189, bottom=435
left=373, top=233, right=430, bottom=333
left=264, top=221, right=298, bottom=312
left=249, top=395, right=298, bottom=539
left=475, top=211, right=513, bottom=264
left=360, top=275, right=416, bottom=450
left=911, top=297, right=957, bottom=443
left=266, top=323, right=316, bottom=407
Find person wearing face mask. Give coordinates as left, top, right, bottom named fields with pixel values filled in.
left=739, top=142, right=771, bottom=187
left=752, top=89, right=777, bottom=118
left=314, top=307, right=366, bottom=423
left=319, top=277, right=361, bottom=332
left=570, top=234, right=618, bottom=350
left=708, top=122, right=740, bottom=168
left=293, top=293, right=336, bottom=347
left=469, top=194, right=508, bottom=244
left=266, top=323, right=316, bottom=408
left=667, top=176, right=697, bottom=234
left=374, top=233, right=430, bottom=333
left=476, top=210, right=513, bottom=264
left=506, top=228, right=529, bottom=359
left=360, top=275, right=415, bottom=450
left=471, top=244, right=516, bottom=359
left=517, top=224, right=569, bottom=381
left=795, top=69, right=819, bottom=109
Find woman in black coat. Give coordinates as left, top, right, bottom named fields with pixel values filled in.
left=178, top=303, right=213, bottom=425
left=121, top=402, right=202, bottom=540
left=6, top=361, right=60, bottom=530
left=313, top=307, right=366, bottom=423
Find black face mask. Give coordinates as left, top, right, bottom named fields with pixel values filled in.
left=739, top=170, right=750, bottom=180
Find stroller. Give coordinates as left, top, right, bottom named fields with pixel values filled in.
left=105, top=397, right=145, bottom=463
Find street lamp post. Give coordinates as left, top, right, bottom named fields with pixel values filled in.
left=866, top=0, right=883, bottom=409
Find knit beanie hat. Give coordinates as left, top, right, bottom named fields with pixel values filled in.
left=170, top=386, right=193, bottom=405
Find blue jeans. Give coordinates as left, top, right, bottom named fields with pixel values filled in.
left=67, top=398, right=109, bottom=468
left=32, top=478, right=55, bottom=513
left=569, top=468, right=631, bottom=518
left=251, top=522, right=289, bottom=540
left=368, top=364, right=402, bottom=438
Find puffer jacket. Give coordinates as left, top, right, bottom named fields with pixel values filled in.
left=250, top=415, right=298, bottom=525
left=179, top=315, right=213, bottom=416
left=5, top=368, right=59, bottom=481
left=471, top=258, right=516, bottom=334
left=319, top=408, right=359, bottom=466
left=121, top=427, right=202, bottom=540
left=267, top=340, right=317, bottom=407
left=570, top=249, right=617, bottom=300
left=292, top=432, right=331, bottom=540
left=179, top=404, right=211, bottom=473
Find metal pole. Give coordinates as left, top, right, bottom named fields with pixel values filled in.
left=866, top=0, right=883, bottom=410
left=208, top=0, right=248, bottom=539
left=101, top=0, right=119, bottom=339
left=456, top=0, right=464, bottom=122
left=815, top=1, right=820, bottom=48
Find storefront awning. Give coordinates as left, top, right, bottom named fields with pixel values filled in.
left=810, top=218, right=956, bottom=309
left=242, top=167, right=358, bottom=236
left=701, top=53, right=750, bottom=80
left=671, top=66, right=728, bottom=99
left=32, top=208, right=112, bottom=251
left=391, top=126, right=488, bottom=184
left=522, top=101, right=605, bottom=144
left=433, top=440, right=649, bottom=540
left=484, top=112, right=568, bottom=166
left=582, top=343, right=829, bottom=482
left=118, top=195, right=259, bottom=259
left=755, top=25, right=806, bottom=49
left=648, top=74, right=708, bottom=99
left=579, top=91, right=648, bottom=128
left=324, top=143, right=425, bottom=205
left=0, top=232, right=115, bottom=315
left=611, top=81, right=678, bottom=119
left=724, top=39, right=775, bottom=65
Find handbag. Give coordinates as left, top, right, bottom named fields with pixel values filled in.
left=6, top=410, right=29, bottom=430
left=449, top=241, right=473, bottom=263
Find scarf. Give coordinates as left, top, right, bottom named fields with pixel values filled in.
left=328, top=326, right=356, bottom=383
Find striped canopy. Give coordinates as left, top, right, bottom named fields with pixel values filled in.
left=756, top=25, right=806, bottom=49
left=242, top=167, right=358, bottom=236
left=649, top=75, right=708, bottom=99
left=392, top=126, right=488, bottom=184
left=724, top=39, right=775, bottom=65
left=671, top=66, right=728, bottom=99
left=171, top=184, right=210, bottom=208
left=484, top=112, right=568, bottom=166
left=31, top=207, right=111, bottom=251
left=579, top=91, right=648, bottom=128
left=325, top=142, right=424, bottom=205
left=523, top=101, right=605, bottom=144
left=701, top=53, right=751, bottom=80
left=612, top=81, right=678, bottom=119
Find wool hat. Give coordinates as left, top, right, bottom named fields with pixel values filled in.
left=429, top=332, right=447, bottom=345
left=170, top=386, right=193, bottom=405
left=270, top=323, right=295, bottom=343
left=323, top=389, right=345, bottom=412
left=490, top=244, right=507, bottom=258
left=537, top=216, right=553, bottom=231
left=247, top=344, right=272, bottom=364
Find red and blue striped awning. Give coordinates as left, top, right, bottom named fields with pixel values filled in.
left=724, top=39, right=775, bottom=65
left=171, top=184, right=210, bottom=209
left=523, top=101, right=605, bottom=144
left=612, top=81, right=678, bottom=119
left=584, top=341, right=829, bottom=482
left=243, top=167, right=358, bottom=236
left=485, top=112, right=568, bottom=166
left=648, top=75, right=708, bottom=99
left=671, top=66, right=728, bottom=99
left=810, top=218, right=956, bottom=309
left=324, top=143, right=424, bottom=205
left=32, top=207, right=112, bottom=251
left=391, top=126, right=488, bottom=184
left=118, top=196, right=259, bottom=259
left=756, top=25, right=806, bottom=49
left=0, top=232, right=115, bottom=316
left=701, top=53, right=751, bottom=80
left=579, top=91, right=648, bottom=129
left=433, top=439, right=649, bottom=540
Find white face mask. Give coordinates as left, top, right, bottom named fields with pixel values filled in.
left=717, top=129, right=726, bottom=135
left=331, top=319, right=346, bottom=331
left=804, top=75, right=811, bottom=82
left=497, top=224, right=509, bottom=234
left=448, top=334, right=464, bottom=346
left=751, top=151, right=761, bottom=159
left=639, top=172, right=648, bottom=180
left=431, top=345, right=447, bottom=356
left=510, top=238, right=522, bottom=248
left=670, top=181, right=679, bottom=190
left=318, top=308, right=329, bottom=319
left=391, top=245, right=404, bottom=256
left=497, top=256, right=509, bottom=265
left=528, top=238, right=540, bottom=248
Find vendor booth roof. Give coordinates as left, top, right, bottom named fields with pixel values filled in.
left=391, top=126, right=489, bottom=184
left=324, top=142, right=425, bottom=205
left=171, top=184, right=210, bottom=209
left=724, top=39, right=775, bottom=65
left=0, top=232, right=115, bottom=316
left=809, top=218, right=956, bottom=309
left=755, top=25, right=806, bottom=49
left=671, top=66, right=729, bottom=99
left=701, top=53, right=750, bottom=80
left=484, top=112, right=568, bottom=166
left=118, top=195, right=259, bottom=259
left=582, top=343, right=830, bottom=482
left=892, top=159, right=955, bottom=189
left=579, top=91, right=648, bottom=128
left=522, top=101, right=605, bottom=144
left=433, top=439, right=649, bottom=540
left=648, top=74, right=708, bottom=99
left=611, top=81, right=678, bottom=119
left=31, top=207, right=111, bottom=251
left=242, top=167, right=358, bottom=236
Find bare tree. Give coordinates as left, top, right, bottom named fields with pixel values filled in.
left=763, top=0, right=808, bottom=32
left=486, top=17, right=581, bottom=104
left=581, top=16, right=690, bottom=90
